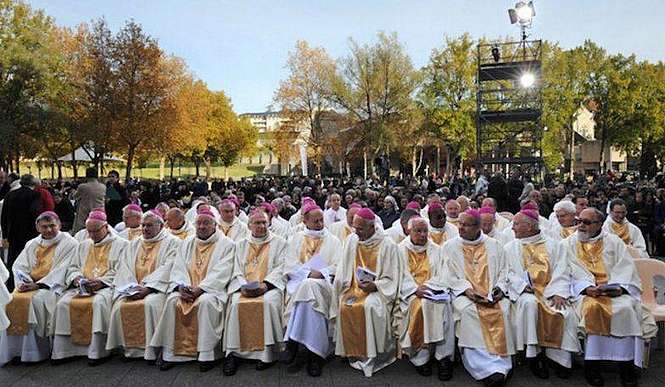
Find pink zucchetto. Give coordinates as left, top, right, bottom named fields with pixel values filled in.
left=87, top=210, right=107, bottom=222
left=406, top=201, right=421, bottom=210
left=227, top=195, right=240, bottom=207
left=302, top=202, right=321, bottom=215
left=479, top=206, right=496, bottom=215
left=124, top=204, right=142, bottom=214
left=463, top=208, right=480, bottom=220
left=427, top=201, right=444, bottom=212
left=520, top=209, right=540, bottom=222
left=356, top=208, right=376, bottom=221
left=260, top=202, right=277, bottom=216
left=301, top=197, right=315, bottom=206
left=349, top=203, right=362, bottom=210
left=521, top=202, right=539, bottom=212
left=197, top=208, right=216, bottom=220
left=220, top=198, right=236, bottom=208
left=144, top=209, right=165, bottom=224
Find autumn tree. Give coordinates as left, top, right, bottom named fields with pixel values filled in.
left=274, top=40, right=336, bottom=174
left=329, top=32, right=420, bottom=178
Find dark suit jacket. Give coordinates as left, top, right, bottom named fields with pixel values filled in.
left=1, top=186, right=41, bottom=259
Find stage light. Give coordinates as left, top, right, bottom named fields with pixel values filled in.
left=491, top=45, right=501, bottom=62
left=509, top=1, right=535, bottom=25
left=520, top=72, right=535, bottom=88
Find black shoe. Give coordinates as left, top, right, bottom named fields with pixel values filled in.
left=438, top=357, right=453, bottom=381
left=50, top=358, right=69, bottom=366
left=256, top=360, right=276, bottom=371
left=88, top=356, right=111, bottom=367
left=619, top=361, right=637, bottom=387
left=306, top=354, right=323, bottom=377
left=223, top=355, right=238, bottom=376
left=550, top=360, right=572, bottom=379
left=159, top=361, right=175, bottom=371
left=584, top=360, right=604, bottom=387
left=146, top=359, right=156, bottom=366
left=415, top=362, right=432, bottom=377
left=199, top=360, right=219, bottom=372
left=283, top=340, right=299, bottom=365
left=528, top=356, right=549, bottom=379
left=483, top=373, right=505, bottom=387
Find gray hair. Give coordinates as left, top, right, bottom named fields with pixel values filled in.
left=407, top=216, right=428, bottom=229
left=553, top=200, right=576, bottom=214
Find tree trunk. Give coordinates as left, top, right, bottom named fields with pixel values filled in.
left=445, top=147, right=452, bottom=177
left=205, top=158, right=212, bottom=179
left=194, top=159, right=200, bottom=177
left=169, top=156, right=175, bottom=179
left=57, top=162, right=63, bottom=180
left=224, top=166, right=229, bottom=180
left=363, top=149, right=368, bottom=179
left=71, top=149, right=78, bottom=179
left=159, top=157, right=165, bottom=180
left=15, top=153, right=20, bottom=174
left=436, top=144, right=441, bottom=177
left=598, top=124, right=607, bottom=172
left=125, top=146, right=135, bottom=181
left=50, top=162, right=55, bottom=180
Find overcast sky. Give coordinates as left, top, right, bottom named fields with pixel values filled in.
left=28, top=0, right=665, bottom=113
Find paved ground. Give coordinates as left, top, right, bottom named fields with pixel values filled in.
left=2, top=349, right=665, bottom=387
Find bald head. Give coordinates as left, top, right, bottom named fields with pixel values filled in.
left=352, top=214, right=375, bottom=241
left=165, top=208, right=186, bottom=230
left=303, top=208, right=324, bottom=231
left=219, top=201, right=236, bottom=223
left=512, top=212, right=539, bottom=239
left=445, top=200, right=461, bottom=219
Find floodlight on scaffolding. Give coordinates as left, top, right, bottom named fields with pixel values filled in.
left=509, top=1, right=535, bottom=25
left=520, top=72, right=536, bottom=88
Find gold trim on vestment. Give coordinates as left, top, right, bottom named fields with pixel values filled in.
left=429, top=231, right=447, bottom=246
left=135, top=240, right=161, bottom=284
left=237, top=242, right=271, bottom=352
left=407, top=249, right=430, bottom=351
left=577, top=239, right=612, bottom=335
left=298, top=236, right=324, bottom=264
left=611, top=222, right=631, bottom=246
left=120, top=299, right=146, bottom=348
left=463, top=243, right=508, bottom=356
left=127, top=228, right=142, bottom=241
left=560, top=226, right=577, bottom=239
left=173, top=241, right=214, bottom=356
left=340, top=243, right=380, bottom=358
left=522, top=242, right=564, bottom=348
left=31, top=243, right=57, bottom=281
left=70, top=243, right=112, bottom=345
left=6, top=290, right=38, bottom=336
left=70, top=296, right=94, bottom=345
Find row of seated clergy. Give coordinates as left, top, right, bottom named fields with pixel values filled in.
left=0, top=206, right=657, bottom=387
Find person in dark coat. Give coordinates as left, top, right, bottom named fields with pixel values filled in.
left=53, top=191, right=75, bottom=232
left=104, top=170, right=129, bottom=226
left=0, top=174, right=42, bottom=291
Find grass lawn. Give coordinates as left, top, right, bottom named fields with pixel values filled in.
left=20, top=162, right=264, bottom=180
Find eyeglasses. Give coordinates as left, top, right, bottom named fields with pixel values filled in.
left=576, top=218, right=601, bottom=225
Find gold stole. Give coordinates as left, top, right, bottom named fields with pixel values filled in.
left=560, top=226, right=577, bottom=239
left=407, top=249, right=430, bottom=351
left=127, top=227, right=142, bottom=241
left=170, top=226, right=189, bottom=240
left=577, top=240, right=612, bottom=335
left=429, top=231, right=448, bottom=246
left=219, top=223, right=232, bottom=237
left=6, top=243, right=56, bottom=336
left=237, top=242, right=271, bottom=352
left=173, top=241, right=214, bottom=356
left=462, top=243, right=508, bottom=356
left=340, top=243, right=380, bottom=357
left=448, top=218, right=460, bottom=229
left=611, top=222, right=632, bottom=245
left=70, top=242, right=112, bottom=345
left=120, top=240, right=162, bottom=348
left=522, top=242, right=564, bottom=348
left=342, top=225, right=353, bottom=241
left=298, top=236, right=324, bottom=264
